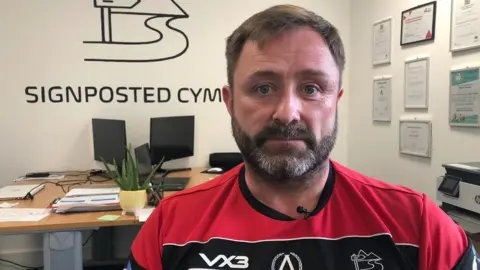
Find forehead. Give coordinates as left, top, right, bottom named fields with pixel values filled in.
left=234, top=27, right=339, bottom=83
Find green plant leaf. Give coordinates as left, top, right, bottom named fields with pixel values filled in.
left=125, top=144, right=137, bottom=190
left=113, top=158, right=127, bottom=190
left=145, top=155, right=166, bottom=184
left=137, top=156, right=149, bottom=190
left=101, top=157, right=125, bottom=190
left=120, top=157, right=130, bottom=190
left=100, top=144, right=160, bottom=191
left=132, top=150, right=140, bottom=190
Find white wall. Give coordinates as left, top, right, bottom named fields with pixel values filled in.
left=0, top=0, right=350, bottom=267
left=349, top=0, right=480, bottom=199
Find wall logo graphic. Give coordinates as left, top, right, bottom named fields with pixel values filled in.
left=84, top=0, right=189, bottom=62
left=351, top=250, right=384, bottom=270
left=271, top=252, right=302, bottom=270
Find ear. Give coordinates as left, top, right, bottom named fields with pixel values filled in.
left=337, top=88, right=344, bottom=100
left=222, top=85, right=233, bottom=116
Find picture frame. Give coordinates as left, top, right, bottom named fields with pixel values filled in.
left=400, top=1, right=437, bottom=46
left=372, top=76, right=392, bottom=122
left=372, top=17, right=392, bottom=66
left=449, top=65, right=480, bottom=127
left=450, top=0, right=480, bottom=52
left=404, top=56, right=430, bottom=109
left=399, top=118, right=432, bottom=158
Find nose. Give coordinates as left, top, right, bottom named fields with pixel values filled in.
left=272, top=90, right=301, bottom=124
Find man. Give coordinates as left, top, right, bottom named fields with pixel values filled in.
left=127, top=4, right=479, bottom=269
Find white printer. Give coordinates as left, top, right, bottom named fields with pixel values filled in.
left=436, top=162, right=480, bottom=234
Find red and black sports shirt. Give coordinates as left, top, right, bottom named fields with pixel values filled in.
left=127, top=160, right=479, bottom=269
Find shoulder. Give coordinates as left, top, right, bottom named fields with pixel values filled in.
left=331, top=161, right=470, bottom=268
left=331, top=160, right=424, bottom=203
left=331, top=161, right=425, bottom=241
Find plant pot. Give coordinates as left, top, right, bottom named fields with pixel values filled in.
left=119, top=190, right=147, bottom=215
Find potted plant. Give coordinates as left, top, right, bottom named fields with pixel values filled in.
left=101, top=144, right=164, bottom=215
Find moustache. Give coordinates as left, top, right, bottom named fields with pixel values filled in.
left=253, top=122, right=316, bottom=147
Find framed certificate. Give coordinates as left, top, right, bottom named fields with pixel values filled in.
left=372, top=76, right=392, bottom=122
left=372, top=18, right=392, bottom=66
left=400, top=1, right=437, bottom=46
left=404, top=56, right=430, bottom=109
left=399, top=119, right=432, bottom=158
left=450, top=0, right=480, bottom=52
left=449, top=65, right=480, bottom=127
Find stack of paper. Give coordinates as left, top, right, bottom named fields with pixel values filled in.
left=52, top=187, right=121, bottom=213
left=0, top=208, right=51, bottom=222
left=65, top=187, right=120, bottom=197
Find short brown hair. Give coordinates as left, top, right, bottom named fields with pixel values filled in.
left=225, top=4, right=346, bottom=88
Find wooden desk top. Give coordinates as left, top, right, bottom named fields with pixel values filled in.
left=0, top=168, right=214, bottom=234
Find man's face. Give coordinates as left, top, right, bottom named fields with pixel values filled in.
left=223, top=27, right=343, bottom=183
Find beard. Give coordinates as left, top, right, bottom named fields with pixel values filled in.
left=231, top=111, right=338, bottom=186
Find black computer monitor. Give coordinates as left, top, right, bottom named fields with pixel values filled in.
left=135, top=143, right=190, bottom=192
left=92, top=118, right=127, bottom=168
left=149, top=115, right=195, bottom=165
left=135, top=143, right=153, bottom=181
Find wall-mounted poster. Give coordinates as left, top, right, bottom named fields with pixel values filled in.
left=372, top=76, right=392, bottom=122
left=450, top=0, right=480, bottom=52
left=449, top=65, right=480, bottom=127
left=372, top=18, right=392, bottom=66
left=404, top=56, right=430, bottom=109
left=399, top=119, right=432, bottom=158
left=401, top=1, right=437, bottom=46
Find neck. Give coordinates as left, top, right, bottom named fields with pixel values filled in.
left=244, top=161, right=330, bottom=219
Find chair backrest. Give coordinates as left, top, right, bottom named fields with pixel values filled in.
left=209, top=152, right=244, bottom=171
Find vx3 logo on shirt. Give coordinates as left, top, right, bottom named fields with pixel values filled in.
left=198, top=253, right=249, bottom=269
left=350, top=250, right=384, bottom=270
left=271, top=252, right=303, bottom=270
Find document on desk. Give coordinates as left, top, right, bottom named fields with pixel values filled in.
left=15, top=174, right=65, bottom=182
left=65, top=187, right=120, bottom=197
left=0, top=208, right=51, bottom=222
left=53, top=194, right=120, bottom=213
left=136, top=207, right=155, bottom=222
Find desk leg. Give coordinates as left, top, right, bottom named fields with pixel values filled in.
left=92, top=226, right=114, bottom=261
left=43, top=231, right=83, bottom=270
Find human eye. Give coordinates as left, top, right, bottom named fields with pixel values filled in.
left=255, top=84, right=273, bottom=95
left=302, top=84, right=320, bottom=95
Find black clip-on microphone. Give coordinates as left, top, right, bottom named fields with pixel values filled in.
left=296, top=206, right=312, bottom=220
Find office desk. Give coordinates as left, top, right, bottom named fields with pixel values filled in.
left=0, top=167, right=213, bottom=270
left=0, top=181, right=133, bottom=234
